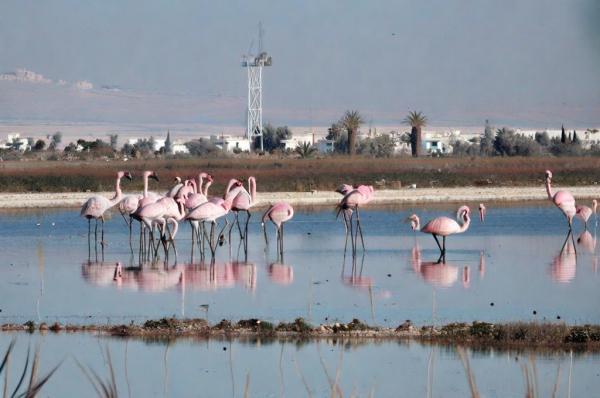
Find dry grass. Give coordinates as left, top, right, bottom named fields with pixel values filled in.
left=0, top=156, right=599, bottom=192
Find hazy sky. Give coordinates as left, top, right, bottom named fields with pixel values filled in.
left=0, top=0, right=599, bottom=127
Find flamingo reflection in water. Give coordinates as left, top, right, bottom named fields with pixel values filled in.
left=410, top=243, right=474, bottom=289
left=550, top=240, right=577, bottom=284
left=178, top=262, right=257, bottom=292
left=268, top=263, right=294, bottom=285
left=82, top=261, right=183, bottom=292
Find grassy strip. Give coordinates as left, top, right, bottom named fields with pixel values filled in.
left=4, top=319, right=600, bottom=351
left=0, top=156, right=599, bottom=192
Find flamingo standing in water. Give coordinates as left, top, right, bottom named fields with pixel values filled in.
left=186, top=199, right=232, bottom=259
left=545, top=170, right=576, bottom=230
left=545, top=170, right=577, bottom=253
left=262, top=202, right=294, bottom=260
left=337, top=185, right=374, bottom=254
left=227, top=176, right=257, bottom=250
left=408, top=205, right=482, bottom=263
left=166, top=177, right=184, bottom=198
left=81, top=171, right=132, bottom=248
left=576, top=200, right=597, bottom=229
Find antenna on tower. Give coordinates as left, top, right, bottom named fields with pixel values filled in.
left=241, top=22, right=272, bottom=152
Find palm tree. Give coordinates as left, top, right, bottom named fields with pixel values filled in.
left=295, top=142, right=317, bottom=158
left=340, top=110, right=364, bottom=155
left=403, top=111, right=427, bottom=157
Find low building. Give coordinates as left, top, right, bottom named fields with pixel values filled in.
left=1, top=133, right=30, bottom=152
left=281, top=133, right=315, bottom=151
left=209, top=135, right=251, bottom=153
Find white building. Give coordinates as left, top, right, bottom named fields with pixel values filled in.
left=316, top=138, right=335, bottom=153
left=209, top=135, right=251, bottom=153
left=281, top=133, right=316, bottom=151
left=1, top=133, right=30, bottom=152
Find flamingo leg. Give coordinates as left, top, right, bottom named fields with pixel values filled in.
left=87, top=218, right=91, bottom=257
left=209, top=222, right=216, bottom=258
left=263, top=222, right=269, bottom=248
left=355, top=207, right=366, bottom=251
left=349, top=211, right=356, bottom=257
left=244, top=210, right=251, bottom=254
left=280, top=222, right=284, bottom=260
left=342, top=210, right=350, bottom=254
left=235, top=211, right=243, bottom=240
left=100, top=217, right=105, bottom=247
left=94, top=218, right=98, bottom=245
left=432, top=234, right=443, bottom=255
left=560, top=230, right=571, bottom=254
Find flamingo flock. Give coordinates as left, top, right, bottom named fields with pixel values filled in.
left=81, top=171, right=294, bottom=263
left=81, top=169, right=596, bottom=267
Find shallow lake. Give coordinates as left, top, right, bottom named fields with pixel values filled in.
left=0, top=201, right=598, bottom=326
left=1, top=332, right=598, bottom=397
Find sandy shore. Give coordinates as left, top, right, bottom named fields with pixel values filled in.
left=0, top=185, right=598, bottom=209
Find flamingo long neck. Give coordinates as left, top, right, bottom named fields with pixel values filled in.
left=546, top=178, right=554, bottom=201
left=143, top=173, right=149, bottom=198
left=412, top=217, right=420, bottom=231
left=189, top=180, right=197, bottom=194
left=249, top=177, right=256, bottom=204
left=197, top=174, right=204, bottom=194
left=224, top=179, right=237, bottom=197
left=109, top=175, right=123, bottom=206
left=203, top=180, right=212, bottom=197
left=458, top=213, right=471, bottom=233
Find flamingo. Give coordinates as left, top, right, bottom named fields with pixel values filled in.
left=576, top=200, right=597, bottom=229
left=478, top=203, right=486, bottom=222
left=337, top=185, right=374, bottom=254
left=186, top=199, right=232, bottom=258
left=227, top=176, right=257, bottom=248
left=545, top=170, right=576, bottom=230
left=262, top=202, right=294, bottom=259
left=166, top=176, right=184, bottom=198
left=407, top=205, right=482, bottom=263
left=136, top=196, right=186, bottom=260
left=81, top=170, right=132, bottom=248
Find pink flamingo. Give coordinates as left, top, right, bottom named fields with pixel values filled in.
left=408, top=205, right=482, bottom=263
left=478, top=204, right=486, bottom=222
left=337, top=185, right=374, bottom=254
left=81, top=171, right=132, bottom=247
left=262, top=202, right=294, bottom=259
left=184, top=173, right=213, bottom=209
left=545, top=170, right=576, bottom=229
left=576, top=200, right=597, bottom=229
left=166, top=176, right=184, bottom=198
left=335, top=184, right=353, bottom=196
left=227, top=176, right=257, bottom=247
left=186, top=199, right=232, bottom=258
left=136, top=196, right=186, bottom=260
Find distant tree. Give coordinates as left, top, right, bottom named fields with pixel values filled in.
left=49, top=132, right=62, bottom=150
left=109, top=134, right=119, bottom=151
left=479, top=119, right=495, bottom=155
left=295, top=142, right=317, bottom=158
left=256, top=124, right=292, bottom=152
left=534, top=131, right=551, bottom=146
left=33, top=140, right=46, bottom=151
left=561, top=125, right=566, bottom=143
left=63, top=142, right=78, bottom=153
left=326, top=123, right=342, bottom=141
left=494, top=127, right=542, bottom=156
left=358, top=134, right=395, bottom=157
left=452, top=140, right=480, bottom=157
left=568, top=132, right=572, bottom=142
left=403, top=111, right=427, bottom=157
left=164, top=131, right=172, bottom=154
left=339, top=110, right=364, bottom=155
left=573, top=130, right=579, bottom=144
left=185, top=138, right=219, bottom=156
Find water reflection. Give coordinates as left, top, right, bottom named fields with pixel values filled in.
left=550, top=241, right=577, bottom=283
left=268, top=263, right=294, bottom=285
left=577, top=229, right=596, bottom=253
left=411, top=243, right=458, bottom=288
left=81, top=261, right=257, bottom=292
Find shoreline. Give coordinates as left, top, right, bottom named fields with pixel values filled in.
left=0, top=185, right=598, bottom=209
left=2, top=318, right=599, bottom=352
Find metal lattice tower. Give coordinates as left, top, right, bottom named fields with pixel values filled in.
left=241, top=23, right=272, bottom=151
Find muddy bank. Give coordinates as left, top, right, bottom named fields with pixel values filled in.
left=3, top=318, right=600, bottom=352
left=0, top=185, right=599, bottom=209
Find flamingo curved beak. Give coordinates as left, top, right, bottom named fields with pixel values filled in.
left=124, top=172, right=133, bottom=181
left=151, top=173, right=159, bottom=182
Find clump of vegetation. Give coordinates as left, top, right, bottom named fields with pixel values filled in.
left=276, top=317, right=313, bottom=333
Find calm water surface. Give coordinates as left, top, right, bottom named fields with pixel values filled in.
left=0, top=202, right=598, bottom=325
left=1, top=333, right=598, bottom=397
